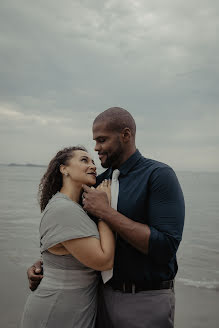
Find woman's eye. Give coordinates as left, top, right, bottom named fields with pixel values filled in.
left=82, top=158, right=88, bottom=162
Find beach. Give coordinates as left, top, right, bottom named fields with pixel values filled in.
left=1, top=253, right=218, bottom=328
left=0, top=166, right=219, bottom=327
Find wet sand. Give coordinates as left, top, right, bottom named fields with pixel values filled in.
left=0, top=255, right=29, bottom=328
left=174, top=280, right=219, bottom=328
left=1, top=255, right=218, bottom=328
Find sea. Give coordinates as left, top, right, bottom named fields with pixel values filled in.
left=0, top=166, right=219, bottom=327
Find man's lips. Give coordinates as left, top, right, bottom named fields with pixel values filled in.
left=98, top=153, right=106, bottom=160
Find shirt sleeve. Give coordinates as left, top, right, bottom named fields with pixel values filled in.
left=40, top=202, right=100, bottom=252
left=148, top=167, right=185, bottom=265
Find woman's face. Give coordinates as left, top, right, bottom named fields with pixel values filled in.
left=63, top=150, right=97, bottom=186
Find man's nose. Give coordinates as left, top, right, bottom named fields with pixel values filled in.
left=94, top=143, right=100, bottom=152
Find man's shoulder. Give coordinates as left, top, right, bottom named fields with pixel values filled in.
left=136, top=156, right=180, bottom=190
left=137, top=155, right=173, bottom=173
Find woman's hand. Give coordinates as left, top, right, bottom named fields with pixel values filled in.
left=96, top=179, right=111, bottom=205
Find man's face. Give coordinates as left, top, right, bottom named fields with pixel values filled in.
left=93, top=121, right=124, bottom=168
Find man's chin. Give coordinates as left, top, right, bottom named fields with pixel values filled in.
left=101, top=161, right=110, bottom=169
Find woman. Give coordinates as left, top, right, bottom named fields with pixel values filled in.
left=20, top=146, right=115, bottom=328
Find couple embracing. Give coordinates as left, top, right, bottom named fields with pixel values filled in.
left=21, top=107, right=185, bottom=328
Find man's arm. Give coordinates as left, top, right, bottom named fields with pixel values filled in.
left=82, top=167, right=185, bottom=258
left=27, top=260, right=43, bottom=291
left=146, top=167, right=185, bottom=263
left=98, top=206, right=150, bottom=254
left=82, top=186, right=150, bottom=254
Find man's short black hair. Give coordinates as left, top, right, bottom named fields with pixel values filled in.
left=93, top=107, right=136, bottom=137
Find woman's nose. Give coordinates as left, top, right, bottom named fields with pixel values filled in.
left=90, top=163, right=96, bottom=171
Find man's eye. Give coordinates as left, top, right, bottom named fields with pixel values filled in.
left=99, top=139, right=105, bottom=143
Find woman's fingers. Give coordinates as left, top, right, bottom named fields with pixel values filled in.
left=94, top=180, right=111, bottom=204
left=97, top=179, right=106, bottom=189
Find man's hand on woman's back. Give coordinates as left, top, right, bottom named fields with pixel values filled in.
left=27, top=260, right=43, bottom=291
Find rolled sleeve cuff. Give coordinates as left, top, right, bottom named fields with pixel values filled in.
left=148, top=226, right=159, bottom=255
left=148, top=226, right=179, bottom=264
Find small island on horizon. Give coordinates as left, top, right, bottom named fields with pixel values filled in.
left=8, top=163, right=47, bottom=168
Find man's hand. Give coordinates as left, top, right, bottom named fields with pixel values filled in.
left=27, top=260, right=43, bottom=291
left=82, top=184, right=111, bottom=219
left=83, top=184, right=151, bottom=255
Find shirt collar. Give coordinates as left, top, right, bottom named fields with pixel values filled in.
left=119, top=149, right=142, bottom=176
left=105, top=149, right=142, bottom=178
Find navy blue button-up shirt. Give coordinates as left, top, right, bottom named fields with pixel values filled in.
left=96, top=150, right=185, bottom=284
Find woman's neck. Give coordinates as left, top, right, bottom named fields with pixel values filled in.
left=60, top=184, right=82, bottom=203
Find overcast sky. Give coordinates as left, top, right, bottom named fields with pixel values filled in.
left=0, top=0, right=218, bottom=171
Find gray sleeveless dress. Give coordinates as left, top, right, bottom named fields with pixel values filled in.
left=20, top=192, right=100, bottom=328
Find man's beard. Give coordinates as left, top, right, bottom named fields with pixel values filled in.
left=101, top=141, right=123, bottom=169
left=101, top=154, right=117, bottom=168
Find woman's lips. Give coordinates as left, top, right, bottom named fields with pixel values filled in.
left=87, top=173, right=96, bottom=177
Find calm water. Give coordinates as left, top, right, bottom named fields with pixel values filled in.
left=0, top=166, right=219, bottom=326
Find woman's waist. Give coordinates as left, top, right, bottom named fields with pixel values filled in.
left=41, top=266, right=98, bottom=290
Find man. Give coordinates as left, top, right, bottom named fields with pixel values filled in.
left=28, top=107, right=185, bottom=327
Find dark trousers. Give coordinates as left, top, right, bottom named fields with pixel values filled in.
left=96, top=284, right=175, bottom=328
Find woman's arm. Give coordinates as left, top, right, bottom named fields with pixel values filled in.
left=62, top=180, right=115, bottom=271
left=62, top=219, right=115, bottom=271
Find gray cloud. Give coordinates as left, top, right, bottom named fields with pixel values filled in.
left=0, top=0, right=218, bottom=171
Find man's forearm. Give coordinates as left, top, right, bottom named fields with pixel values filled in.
left=101, top=207, right=151, bottom=254
left=82, top=186, right=150, bottom=254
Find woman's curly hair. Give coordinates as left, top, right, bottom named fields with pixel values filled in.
left=38, top=146, right=87, bottom=212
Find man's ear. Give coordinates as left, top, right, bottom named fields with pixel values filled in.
left=122, top=127, right=131, bottom=143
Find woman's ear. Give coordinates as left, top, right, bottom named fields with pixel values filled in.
left=60, top=164, right=67, bottom=176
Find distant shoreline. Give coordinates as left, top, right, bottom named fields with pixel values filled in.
left=7, top=163, right=47, bottom=168
left=0, top=163, right=218, bottom=173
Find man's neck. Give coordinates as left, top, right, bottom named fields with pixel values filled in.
left=112, top=146, right=136, bottom=170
